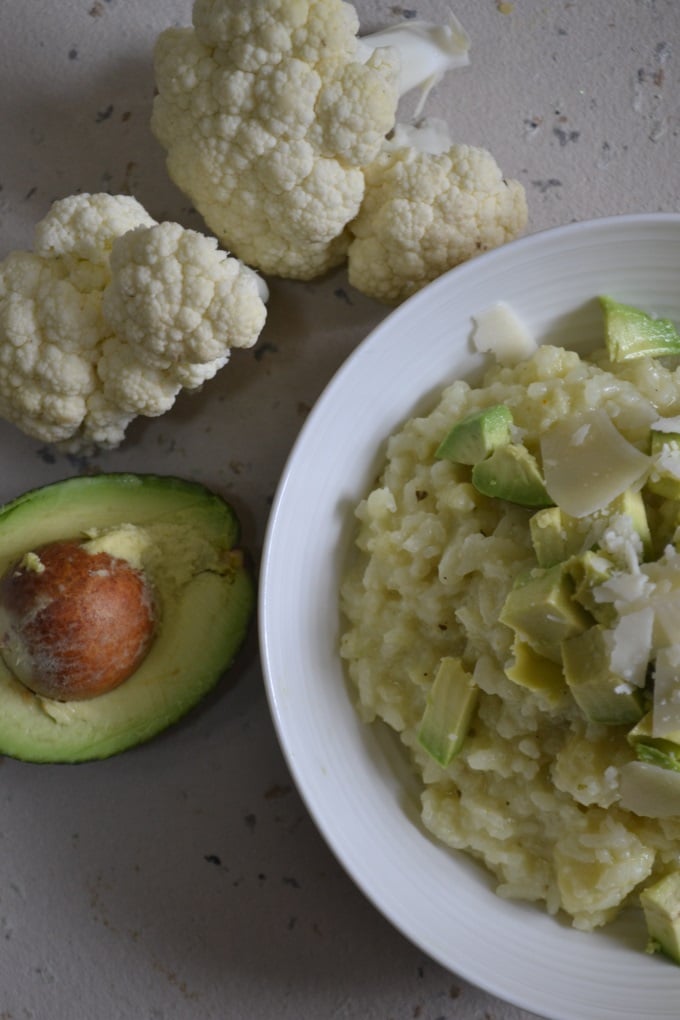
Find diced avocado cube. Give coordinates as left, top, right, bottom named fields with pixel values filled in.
left=499, top=564, right=591, bottom=664
left=650, top=430, right=680, bottom=452
left=640, top=871, right=680, bottom=964
left=472, top=443, right=553, bottom=508
left=563, top=550, right=617, bottom=625
left=529, top=489, right=652, bottom=569
left=628, top=712, right=680, bottom=772
left=529, top=506, right=590, bottom=567
left=600, top=295, right=680, bottom=362
left=609, top=489, right=653, bottom=559
left=529, top=507, right=571, bottom=568
left=417, top=656, right=478, bottom=766
left=561, top=625, right=646, bottom=726
left=504, top=636, right=566, bottom=706
left=435, top=404, right=513, bottom=465
left=649, top=497, right=680, bottom=555
left=619, top=760, right=680, bottom=818
left=647, top=430, right=680, bottom=500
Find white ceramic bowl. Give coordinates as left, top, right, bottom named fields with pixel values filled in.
left=259, top=214, right=680, bottom=1020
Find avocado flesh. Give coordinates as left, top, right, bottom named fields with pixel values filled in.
left=417, top=656, right=478, bottom=765
left=619, top=760, right=680, bottom=819
left=628, top=713, right=680, bottom=772
left=435, top=404, right=513, bottom=465
left=504, top=637, right=566, bottom=706
left=0, top=474, right=254, bottom=763
left=530, top=489, right=651, bottom=569
left=499, top=565, right=591, bottom=663
left=640, top=871, right=680, bottom=963
left=472, top=443, right=552, bottom=508
left=561, top=625, right=646, bottom=727
left=648, top=431, right=680, bottom=500
left=600, top=295, right=680, bottom=362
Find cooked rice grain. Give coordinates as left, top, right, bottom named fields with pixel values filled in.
left=340, top=344, right=680, bottom=931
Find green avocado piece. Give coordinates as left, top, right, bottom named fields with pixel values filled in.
left=619, top=760, right=680, bottom=818
left=628, top=713, right=680, bottom=772
left=417, top=656, right=478, bottom=766
left=472, top=443, right=553, bottom=508
left=529, top=506, right=591, bottom=568
left=529, top=489, right=651, bottom=568
left=435, top=404, right=513, bottom=465
left=564, top=550, right=617, bottom=625
left=640, top=871, right=680, bottom=964
left=499, top=564, right=591, bottom=663
left=561, top=624, right=646, bottom=726
left=647, top=430, right=680, bottom=500
left=0, top=474, right=255, bottom=763
left=504, top=636, right=566, bottom=706
left=600, top=295, right=680, bottom=362
left=611, top=488, right=653, bottom=558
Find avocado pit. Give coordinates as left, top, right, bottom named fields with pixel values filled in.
left=0, top=539, right=156, bottom=701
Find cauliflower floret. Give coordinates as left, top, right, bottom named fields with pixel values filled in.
left=0, top=193, right=267, bottom=450
left=151, top=0, right=469, bottom=281
left=35, top=192, right=157, bottom=268
left=103, top=220, right=265, bottom=388
left=347, top=120, right=528, bottom=304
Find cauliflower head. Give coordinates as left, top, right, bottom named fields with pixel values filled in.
left=0, top=193, right=267, bottom=450
left=151, top=0, right=524, bottom=302
left=151, top=0, right=401, bottom=280
left=347, top=123, right=528, bottom=304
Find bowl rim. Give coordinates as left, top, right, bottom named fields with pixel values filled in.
left=259, top=212, right=680, bottom=1019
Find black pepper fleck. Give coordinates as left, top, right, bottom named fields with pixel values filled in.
left=531, top=178, right=563, bottom=194
left=264, top=783, right=292, bottom=800
left=253, top=341, right=279, bottom=361
left=37, top=446, right=57, bottom=465
left=553, top=126, right=580, bottom=146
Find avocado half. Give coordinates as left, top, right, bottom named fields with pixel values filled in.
left=0, top=473, right=255, bottom=763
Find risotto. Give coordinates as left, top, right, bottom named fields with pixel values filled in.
left=339, top=307, right=680, bottom=952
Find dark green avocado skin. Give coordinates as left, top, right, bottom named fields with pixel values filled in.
left=0, top=473, right=255, bottom=763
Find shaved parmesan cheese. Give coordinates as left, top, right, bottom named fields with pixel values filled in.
left=653, top=646, right=680, bottom=737
left=540, top=410, right=651, bottom=517
left=471, top=302, right=537, bottom=366
left=595, top=571, right=652, bottom=608
left=654, top=444, right=680, bottom=479
left=651, top=416, right=680, bottom=433
left=610, top=607, right=654, bottom=687
left=642, top=551, right=680, bottom=647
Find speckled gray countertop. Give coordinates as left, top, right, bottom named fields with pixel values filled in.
left=0, top=2, right=678, bottom=1018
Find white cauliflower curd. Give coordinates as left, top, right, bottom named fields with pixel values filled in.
left=150, top=0, right=518, bottom=299
left=347, top=120, right=528, bottom=304
left=0, top=193, right=268, bottom=450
